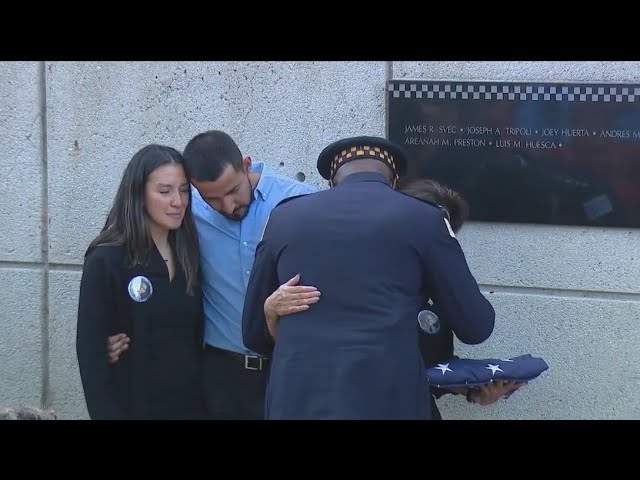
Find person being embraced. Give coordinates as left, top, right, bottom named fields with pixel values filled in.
left=396, top=177, right=525, bottom=419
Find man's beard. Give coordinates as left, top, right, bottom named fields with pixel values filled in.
left=221, top=199, right=252, bottom=221
left=221, top=173, right=254, bottom=221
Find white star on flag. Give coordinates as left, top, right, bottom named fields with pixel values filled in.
left=435, top=363, right=453, bottom=375
left=486, top=364, right=503, bottom=375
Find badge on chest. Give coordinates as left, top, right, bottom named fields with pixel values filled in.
left=127, top=276, right=153, bottom=303
left=417, top=309, right=440, bottom=334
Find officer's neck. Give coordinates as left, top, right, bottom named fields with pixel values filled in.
left=333, top=160, right=394, bottom=186
left=334, top=171, right=393, bottom=187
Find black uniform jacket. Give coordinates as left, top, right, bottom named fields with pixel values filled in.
left=418, top=302, right=458, bottom=420
left=76, top=244, right=206, bottom=419
left=242, top=172, right=494, bottom=420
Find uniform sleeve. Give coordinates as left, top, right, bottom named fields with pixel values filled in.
left=75, top=250, right=125, bottom=419
left=419, top=213, right=495, bottom=345
left=242, top=219, right=280, bottom=357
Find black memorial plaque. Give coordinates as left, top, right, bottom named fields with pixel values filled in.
left=388, top=80, right=640, bottom=228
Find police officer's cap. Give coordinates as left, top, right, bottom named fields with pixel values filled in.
left=316, top=136, right=409, bottom=181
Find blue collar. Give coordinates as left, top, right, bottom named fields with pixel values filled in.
left=251, top=162, right=274, bottom=200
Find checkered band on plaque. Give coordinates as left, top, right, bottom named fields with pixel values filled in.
left=388, top=82, right=640, bottom=103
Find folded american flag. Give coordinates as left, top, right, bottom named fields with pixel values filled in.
left=425, top=354, right=549, bottom=388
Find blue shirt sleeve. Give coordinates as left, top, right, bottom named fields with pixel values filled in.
left=241, top=222, right=279, bottom=357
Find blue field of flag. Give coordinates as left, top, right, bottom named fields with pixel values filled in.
left=426, top=354, right=549, bottom=388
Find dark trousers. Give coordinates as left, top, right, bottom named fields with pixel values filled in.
left=203, top=344, right=269, bottom=420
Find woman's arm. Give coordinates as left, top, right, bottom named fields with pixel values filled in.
left=76, top=249, right=126, bottom=419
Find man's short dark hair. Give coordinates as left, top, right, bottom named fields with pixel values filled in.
left=183, top=130, right=244, bottom=182
left=397, top=177, right=469, bottom=233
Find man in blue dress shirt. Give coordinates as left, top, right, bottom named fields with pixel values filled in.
left=182, top=130, right=317, bottom=419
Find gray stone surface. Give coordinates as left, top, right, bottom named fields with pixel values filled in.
left=457, top=223, right=640, bottom=294
left=438, top=291, right=640, bottom=419
left=0, top=268, right=43, bottom=408
left=48, top=270, right=88, bottom=419
left=46, top=61, right=386, bottom=264
left=0, top=62, right=43, bottom=262
left=394, top=61, right=640, bottom=82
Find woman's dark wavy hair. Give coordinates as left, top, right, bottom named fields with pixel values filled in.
left=87, top=144, right=200, bottom=295
left=397, top=177, right=469, bottom=233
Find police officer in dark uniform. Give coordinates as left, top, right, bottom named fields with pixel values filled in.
left=242, top=136, right=495, bottom=420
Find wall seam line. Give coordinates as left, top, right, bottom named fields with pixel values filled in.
left=38, top=61, right=50, bottom=408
